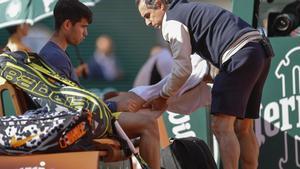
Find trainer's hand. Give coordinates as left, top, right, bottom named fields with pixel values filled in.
left=144, top=96, right=168, bottom=111
left=106, top=92, right=146, bottom=112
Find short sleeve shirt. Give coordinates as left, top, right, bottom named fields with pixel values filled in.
left=39, top=41, right=80, bottom=85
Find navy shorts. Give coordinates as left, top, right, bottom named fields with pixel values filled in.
left=211, top=42, right=271, bottom=119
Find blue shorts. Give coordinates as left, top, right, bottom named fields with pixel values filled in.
left=211, top=42, right=271, bottom=119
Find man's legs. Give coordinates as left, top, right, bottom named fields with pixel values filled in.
left=235, top=119, right=259, bottom=169
left=118, top=112, right=160, bottom=169
left=211, top=114, right=239, bottom=169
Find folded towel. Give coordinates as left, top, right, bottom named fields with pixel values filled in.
left=130, top=54, right=211, bottom=114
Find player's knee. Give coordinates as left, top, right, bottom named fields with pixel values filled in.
left=143, top=117, right=159, bottom=136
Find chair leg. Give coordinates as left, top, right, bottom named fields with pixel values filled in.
left=0, top=92, right=4, bottom=116
left=0, top=82, right=28, bottom=116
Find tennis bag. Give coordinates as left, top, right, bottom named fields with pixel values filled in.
left=161, top=137, right=217, bottom=169
left=0, top=51, right=113, bottom=155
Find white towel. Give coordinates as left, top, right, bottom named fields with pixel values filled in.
left=130, top=54, right=211, bottom=114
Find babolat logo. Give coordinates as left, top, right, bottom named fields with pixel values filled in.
left=1, top=62, right=102, bottom=114
left=255, top=46, right=300, bottom=169
left=20, top=161, right=46, bottom=169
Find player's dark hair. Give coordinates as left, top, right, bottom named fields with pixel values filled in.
left=54, top=0, right=93, bottom=31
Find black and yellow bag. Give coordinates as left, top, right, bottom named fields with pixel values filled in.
left=0, top=51, right=113, bottom=154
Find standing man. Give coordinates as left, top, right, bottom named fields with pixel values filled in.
left=40, top=1, right=160, bottom=168
left=136, top=0, right=273, bottom=169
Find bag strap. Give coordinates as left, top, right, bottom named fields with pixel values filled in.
left=27, top=52, right=79, bottom=87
